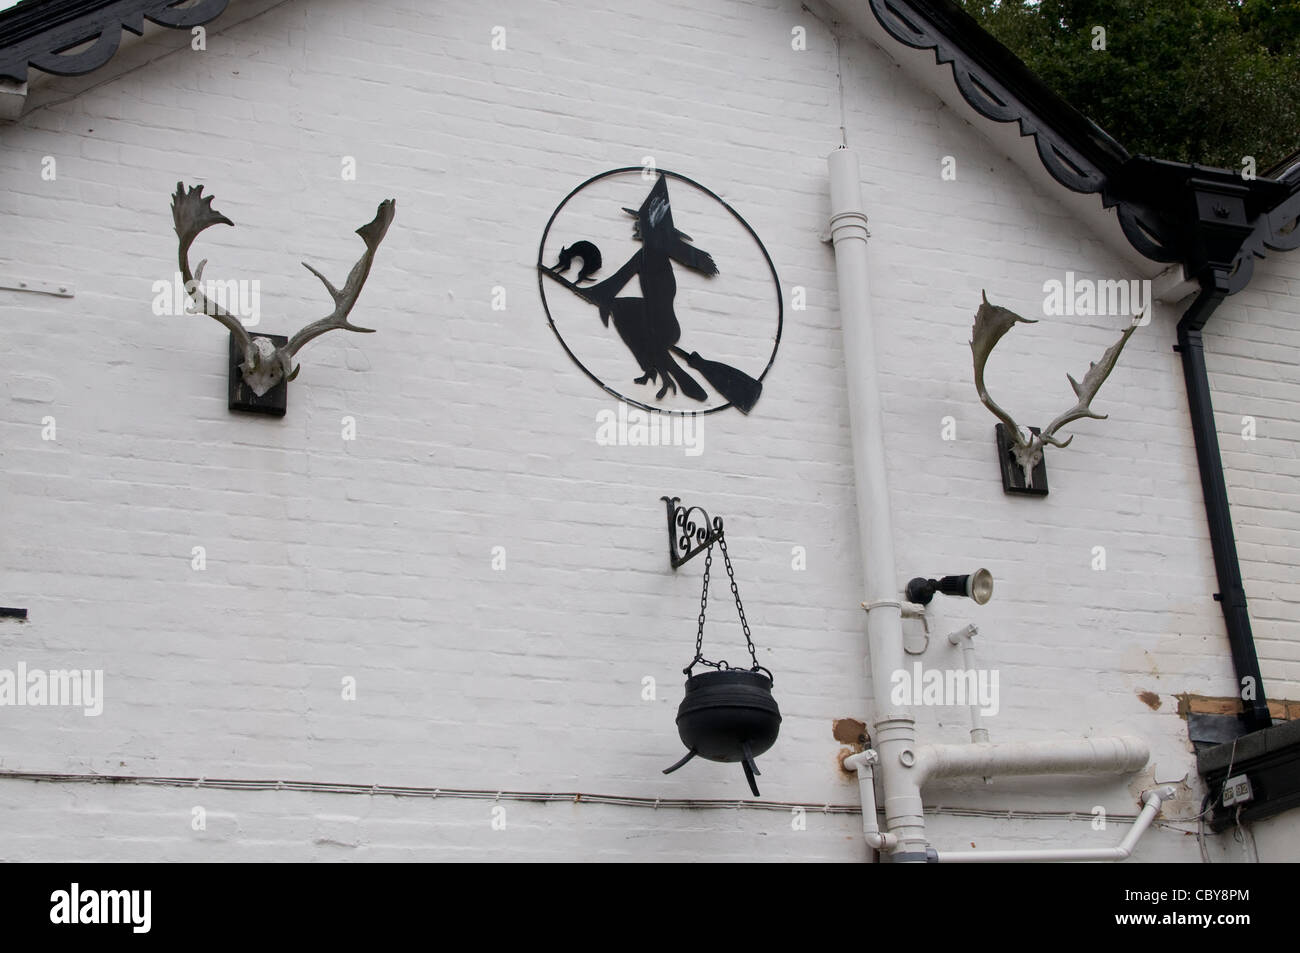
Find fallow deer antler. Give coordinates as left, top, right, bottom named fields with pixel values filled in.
left=172, top=182, right=248, bottom=350
left=171, top=182, right=396, bottom=397
left=283, top=198, right=396, bottom=383
left=971, top=290, right=1138, bottom=488
left=971, top=289, right=1037, bottom=448
left=1038, top=321, right=1138, bottom=448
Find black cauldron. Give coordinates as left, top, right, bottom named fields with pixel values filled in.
left=662, top=668, right=781, bottom=796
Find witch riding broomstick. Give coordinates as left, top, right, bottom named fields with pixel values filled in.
left=540, top=174, right=764, bottom=414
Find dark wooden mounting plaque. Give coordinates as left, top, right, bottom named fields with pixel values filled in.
left=228, top=332, right=287, bottom=417
left=996, top=423, right=1048, bottom=496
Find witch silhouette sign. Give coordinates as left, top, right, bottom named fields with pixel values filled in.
left=538, top=169, right=782, bottom=415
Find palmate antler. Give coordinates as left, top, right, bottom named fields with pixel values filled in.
left=1039, top=322, right=1138, bottom=448
left=171, top=182, right=396, bottom=396
left=971, top=290, right=1138, bottom=488
left=971, top=290, right=1037, bottom=444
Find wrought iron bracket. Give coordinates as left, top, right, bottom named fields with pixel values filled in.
left=662, top=496, right=723, bottom=569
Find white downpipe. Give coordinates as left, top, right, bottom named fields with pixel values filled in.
left=827, top=146, right=1157, bottom=863
left=933, top=787, right=1173, bottom=863
left=947, top=625, right=989, bottom=744
left=827, top=146, right=927, bottom=861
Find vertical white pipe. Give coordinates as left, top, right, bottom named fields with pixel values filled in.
left=843, top=750, right=897, bottom=856
left=827, top=147, right=927, bottom=860
left=948, top=626, right=990, bottom=744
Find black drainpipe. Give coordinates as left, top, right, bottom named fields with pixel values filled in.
left=1175, top=271, right=1272, bottom=732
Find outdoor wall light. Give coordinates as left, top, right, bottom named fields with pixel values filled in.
left=905, top=569, right=994, bottom=607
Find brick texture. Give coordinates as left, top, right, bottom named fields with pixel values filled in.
left=0, top=0, right=1295, bottom=860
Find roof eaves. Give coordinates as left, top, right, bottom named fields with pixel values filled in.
left=870, top=0, right=1300, bottom=290
left=0, top=0, right=230, bottom=83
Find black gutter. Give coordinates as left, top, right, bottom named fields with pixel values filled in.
left=1176, top=272, right=1272, bottom=733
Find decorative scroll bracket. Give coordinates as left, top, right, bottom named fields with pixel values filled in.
left=662, top=496, right=723, bottom=569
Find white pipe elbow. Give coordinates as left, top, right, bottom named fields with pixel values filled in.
left=843, top=750, right=898, bottom=851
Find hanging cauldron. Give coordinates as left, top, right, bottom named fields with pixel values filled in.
left=662, top=523, right=780, bottom=796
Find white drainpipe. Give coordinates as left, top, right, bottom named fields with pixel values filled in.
left=827, top=146, right=1159, bottom=862
left=827, top=145, right=927, bottom=861
left=947, top=625, right=989, bottom=744
left=934, top=787, right=1175, bottom=863
left=846, top=743, right=1166, bottom=863
left=914, top=736, right=1151, bottom=788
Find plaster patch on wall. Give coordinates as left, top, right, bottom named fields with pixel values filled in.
left=834, top=717, right=869, bottom=775
left=833, top=718, right=868, bottom=746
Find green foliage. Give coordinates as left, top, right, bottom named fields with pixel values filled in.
left=956, top=0, right=1300, bottom=171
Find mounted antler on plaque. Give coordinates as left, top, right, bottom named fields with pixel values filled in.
left=972, top=291, right=1138, bottom=495
left=171, top=182, right=395, bottom=415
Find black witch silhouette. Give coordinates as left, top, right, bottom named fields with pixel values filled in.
left=542, top=175, right=763, bottom=413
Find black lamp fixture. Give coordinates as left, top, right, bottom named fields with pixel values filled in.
left=660, top=497, right=781, bottom=797
left=905, top=569, right=994, bottom=607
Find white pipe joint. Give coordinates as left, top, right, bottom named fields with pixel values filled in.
left=946, top=624, right=978, bottom=647
left=843, top=750, right=897, bottom=851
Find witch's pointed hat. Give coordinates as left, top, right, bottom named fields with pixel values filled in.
left=622, top=174, right=675, bottom=241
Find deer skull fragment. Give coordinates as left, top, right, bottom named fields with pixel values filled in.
left=972, top=291, right=1138, bottom=489
left=171, top=182, right=395, bottom=397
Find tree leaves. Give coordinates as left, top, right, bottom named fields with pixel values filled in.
left=957, top=0, right=1300, bottom=170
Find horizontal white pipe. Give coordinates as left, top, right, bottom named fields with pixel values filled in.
left=934, top=789, right=1168, bottom=863
left=914, top=736, right=1149, bottom=788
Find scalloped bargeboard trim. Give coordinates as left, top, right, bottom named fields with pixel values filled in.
left=0, top=0, right=230, bottom=82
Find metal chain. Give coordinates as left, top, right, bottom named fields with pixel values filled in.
left=692, top=543, right=711, bottom=666
left=718, top=533, right=761, bottom=671
left=685, top=529, right=762, bottom=676
left=688, top=543, right=726, bottom=674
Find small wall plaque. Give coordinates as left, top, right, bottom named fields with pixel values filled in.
left=229, top=332, right=287, bottom=416
left=995, top=424, right=1048, bottom=495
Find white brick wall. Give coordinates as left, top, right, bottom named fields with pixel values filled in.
left=0, top=0, right=1295, bottom=860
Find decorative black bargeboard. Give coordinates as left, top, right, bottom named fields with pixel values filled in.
left=538, top=168, right=782, bottom=415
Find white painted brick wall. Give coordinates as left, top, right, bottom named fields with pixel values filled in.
left=0, top=0, right=1295, bottom=860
